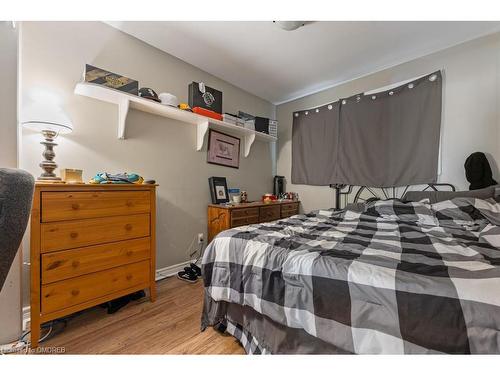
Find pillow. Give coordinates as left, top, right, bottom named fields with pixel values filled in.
left=404, top=185, right=498, bottom=204
left=359, top=199, right=438, bottom=226
left=430, top=197, right=500, bottom=231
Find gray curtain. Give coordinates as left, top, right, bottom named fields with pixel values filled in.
left=291, top=71, right=442, bottom=188
left=291, top=102, right=340, bottom=185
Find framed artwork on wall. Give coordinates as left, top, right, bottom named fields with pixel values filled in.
left=207, top=129, right=240, bottom=169
left=208, top=176, right=229, bottom=204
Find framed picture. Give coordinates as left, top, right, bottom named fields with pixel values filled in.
left=207, top=129, right=240, bottom=169
left=208, top=176, right=229, bottom=204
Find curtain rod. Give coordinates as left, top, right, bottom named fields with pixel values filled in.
left=300, top=69, right=443, bottom=111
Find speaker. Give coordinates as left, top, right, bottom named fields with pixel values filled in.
left=273, top=175, right=285, bottom=197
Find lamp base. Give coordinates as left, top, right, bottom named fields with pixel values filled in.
left=38, top=130, right=61, bottom=181
left=37, top=176, right=62, bottom=181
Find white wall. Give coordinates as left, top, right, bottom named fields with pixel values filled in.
left=277, top=32, right=500, bottom=213
left=19, top=22, right=275, bottom=306
left=0, top=21, right=22, bottom=343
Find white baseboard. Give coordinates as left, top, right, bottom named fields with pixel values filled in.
left=21, top=261, right=193, bottom=329
left=22, top=306, right=30, bottom=331
left=155, top=260, right=192, bottom=281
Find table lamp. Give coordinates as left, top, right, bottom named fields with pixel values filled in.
left=21, top=103, right=73, bottom=181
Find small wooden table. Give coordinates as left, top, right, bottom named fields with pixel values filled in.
left=207, top=200, right=300, bottom=242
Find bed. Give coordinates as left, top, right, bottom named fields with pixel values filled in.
left=201, top=187, right=500, bottom=354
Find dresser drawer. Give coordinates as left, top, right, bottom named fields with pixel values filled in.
left=281, top=202, right=299, bottom=218
left=41, top=214, right=150, bottom=253
left=231, top=207, right=259, bottom=219
left=231, top=216, right=260, bottom=227
left=281, top=202, right=299, bottom=212
left=259, top=205, right=281, bottom=222
left=41, top=237, right=150, bottom=284
left=41, top=191, right=150, bottom=222
left=41, top=260, right=149, bottom=314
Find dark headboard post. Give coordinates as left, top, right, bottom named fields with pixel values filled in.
left=330, top=184, right=343, bottom=210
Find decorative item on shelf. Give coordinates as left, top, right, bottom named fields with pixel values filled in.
left=89, top=172, right=144, bottom=184
left=223, top=113, right=245, bottom=127
left=207, top=129, right=240, bottom=169
left=178, top=102, right=192, bottom=112
left=254, top=116, right=271, bottom=135
left=269, top=120, right=278, bottom=138
left=84, top=64, right=138, bottom=95
left=253, top=117, right=279, bottom=136
left=21, top=102, right=73, bottom=181
left=280, top=192, right=299, bottom=201
left=138, top=87, right=161, bottom=103
left=238, top=111, right=255, bottom=121
left=209, top=176, right=229, bottom=204
left=192, top=107, right=223, bottom=121
left=158, top=92, right=179, bottom=107
left=60, top=168, right=83, bottom=184
left=228, top=188, right=241, bottom=204
left=262, top=193, right=278, bottom=203
left=240, top=190, right=248, bottom=203
left=189, top=81, right=223, bottom=114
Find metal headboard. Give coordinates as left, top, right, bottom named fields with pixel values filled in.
left=330, top=183, right=456, bottom=210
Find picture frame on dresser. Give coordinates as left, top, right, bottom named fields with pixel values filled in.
left=208, top=176, right=229, bottom=204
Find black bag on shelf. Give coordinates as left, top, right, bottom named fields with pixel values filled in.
left=189, top=82, right=223, bottom=114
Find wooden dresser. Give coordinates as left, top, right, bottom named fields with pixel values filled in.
left=207, top=200, right=299, bottom=242
left=30, top=183, right=156, bottom=348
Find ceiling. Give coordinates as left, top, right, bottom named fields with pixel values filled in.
left=106, top=21, right=500, bottom=104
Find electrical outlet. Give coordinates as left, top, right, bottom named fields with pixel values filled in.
left=197, top=233, right=204, bottom=244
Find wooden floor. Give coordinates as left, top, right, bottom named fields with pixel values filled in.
left=39, top=277, right=245, bottom=354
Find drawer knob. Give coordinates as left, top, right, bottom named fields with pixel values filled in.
left=70, top=232, right=78, bottom=239
left=126, top=274, right=133, bottom=281
left=126, top=250, right=133, bottom=256
left=71, top=203, right=80, bottom=210
left=72, top=260, right=80, bottom=268
left=126, top=201, right=133, bottom=207
left=71, top=289, right=80, bottom=296
left=46, top=260, right=62, bottom=270
left=125, top=224, right=133, bottom=231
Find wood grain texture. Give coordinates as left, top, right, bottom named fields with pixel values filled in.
left=231, top=207, right=259, bottom=218
left=41, top=238, right=150, bottom=284
left=39, top=277, right=245, bottom=354
left=207, top=206, right=230, bottom=243
left=31, top=184, right=157, bottom=349
left=207, top=200, right=301, bottom=242
left=41, top=191, right=150, bottom=222
left=41, top=261, right=150, bottom=314
left=149, top=188, right=157, bottom=302
left=30, top=186, right=42, bottom=347
left=259, top=205, right=281, bottom=222
left=41, top=214, right=150, bottom=253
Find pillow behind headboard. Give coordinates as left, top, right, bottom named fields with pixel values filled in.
left=403, top=185, right=499, bottom=204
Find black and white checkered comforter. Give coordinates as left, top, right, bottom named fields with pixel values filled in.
left=202, top=198, right=500, bottom=354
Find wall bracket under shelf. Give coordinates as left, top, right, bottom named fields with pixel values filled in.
left=74, top=82, right=276, bottom=157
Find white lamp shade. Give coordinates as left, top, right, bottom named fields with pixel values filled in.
left=21, top=103, right=73, bottom=134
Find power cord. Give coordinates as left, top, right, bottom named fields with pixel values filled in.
left=189, top=239, right=205, bottom=266
left=1, top=314, right=74, bottom=354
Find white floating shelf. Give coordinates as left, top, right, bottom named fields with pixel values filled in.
left=74, top=82, right=277, bottom=157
